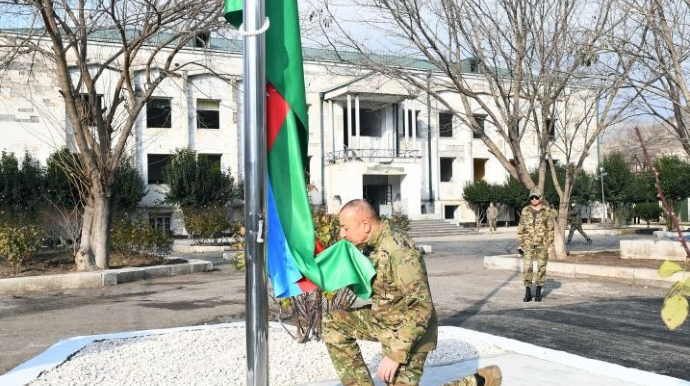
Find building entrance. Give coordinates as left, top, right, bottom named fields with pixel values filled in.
left=363, top=184, right=393, bottom=217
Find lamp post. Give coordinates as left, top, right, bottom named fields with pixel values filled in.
left=599, top=167, right=607, bottom=228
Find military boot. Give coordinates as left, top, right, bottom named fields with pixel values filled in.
left=586, top=238, right=592, bottom=245
left=523, top=286, right=532, bottom=302
left=535, top=285, right=543, bottom=302
left=476, top=365, right=502, bottom=386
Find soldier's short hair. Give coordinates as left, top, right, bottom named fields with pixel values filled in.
left=341, top=199, right=378, bottom=222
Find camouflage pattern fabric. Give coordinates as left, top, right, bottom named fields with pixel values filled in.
left=567, top=205, right=590, bottom=243
left=323, top=220, right=437, bottom=386
left=568, top=205, right=583, bottom=225
left=522, top=245, right=548, bottom=286
left=486, top=206, right=498, bottom=231
left=323, top=306, right=429, bottom=385
left=517, top=205, right=554, bottom=251
left=517, top=205, right=554, bottom=286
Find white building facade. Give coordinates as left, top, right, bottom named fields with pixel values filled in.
left=0, top=34, right=599, bottom=233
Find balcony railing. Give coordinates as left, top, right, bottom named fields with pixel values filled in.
left=327, top=148, right=420, bottom=163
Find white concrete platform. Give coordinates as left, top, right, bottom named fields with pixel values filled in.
left=1, top=324, right=686, bottom=386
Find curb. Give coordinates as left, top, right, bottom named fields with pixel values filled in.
left=483, top=254, right=680, bottom=288
left=0, top=258, right=213, bottom=295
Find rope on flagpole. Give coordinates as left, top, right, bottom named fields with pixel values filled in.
left=238, top=17, right=270, bottom=36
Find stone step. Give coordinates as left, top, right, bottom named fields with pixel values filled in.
left=408, top=219, right=474, bottom=237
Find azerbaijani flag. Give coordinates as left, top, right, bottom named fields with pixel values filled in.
left=225, top=0, right=375, bottom=299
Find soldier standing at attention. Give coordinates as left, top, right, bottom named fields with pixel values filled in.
left=517, top=189, right=554, bottom=302
left=486, top=202, right=499, bottom=233
left=324, top=199, right=502, bottom=386
left=567, top=202, right=592, bottom=244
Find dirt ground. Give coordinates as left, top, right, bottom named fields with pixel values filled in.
left=0, top=249, right=184, bottom=278
left=562, top=251, right=663, bottom=269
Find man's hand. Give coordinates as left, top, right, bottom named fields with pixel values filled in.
left=376, top=355, right=400, bottom=384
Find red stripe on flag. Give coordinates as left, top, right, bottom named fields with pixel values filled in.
left=296, top=277, right=318, bottom=293
left=266, top=83, right=290, bottom=151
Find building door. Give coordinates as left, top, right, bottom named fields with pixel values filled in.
left=363, top=184, right=393, bottom=216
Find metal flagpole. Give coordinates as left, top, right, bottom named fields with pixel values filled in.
left=242, top=0, right=268, bottom=384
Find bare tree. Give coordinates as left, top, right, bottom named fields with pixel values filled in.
left=0, top=0, right=226, bottom=270
left=623, top=0, right=690, bottom=159
left=313, top=0, right=635, bottom=258
left=602, top=122, right=688, bottom=171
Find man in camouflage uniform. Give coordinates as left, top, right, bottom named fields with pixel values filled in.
left=517, top=189, right=554, bottom=302
left=567, top=202, right=592, bottom=244
left=486, top=202, right=499, bottom=233
left=324, top=199, right=502, bottom=386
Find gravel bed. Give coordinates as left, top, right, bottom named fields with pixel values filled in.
left=28, top=325, right=505, bottom=386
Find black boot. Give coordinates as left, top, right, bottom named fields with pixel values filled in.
left=586, top=238, right=592, bottom=245
left=535, top=286, right=542, bottom=302
left=523, top=286, right=532, bottom=302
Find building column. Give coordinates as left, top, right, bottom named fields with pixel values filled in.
left=412, top=99, right=417, bottom=150
left=329, top=100, right=334, bottom=155
left=355, top=94, right=361, bottom=150
left=404, top=99, right=409, bottom=146
left=182, top=71, right=195, bottom=150
left=347, top=94, right=352, bottom=152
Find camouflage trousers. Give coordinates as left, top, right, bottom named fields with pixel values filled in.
left=323, top=306, right=429, bottom=386
left=567, top=224, right=590, bottom=242
left=488, top=219, right=497, bottom=231
left=523, top=245, right=548, bottom=286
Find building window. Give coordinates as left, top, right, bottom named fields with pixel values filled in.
left=546, top=118, right=556, bottom=140
left=474, top=158, right=488, bottom=181
left=440, top=157, right=454, bottom=182
left=77, top=93, right=103, bottom=126
left=195, top=31, right=211, bottom=48
left=198, top=153, right=222, bottom=172
left=473, top=114, right=486, bottom=139
left=150, top=215, right=172, bottom=234
left=197, top=99, right=220, bottom=129
left=305, top=155, right=312, bottom=185
left=344, top=108, right=382, bottom=137
left=147, top=98, right=172, bottom=128
left=469, top=58, right=479, bottom=73
left=444, top=205, right=458, bottom=220
left=439, top=112, right=453, bottom=138
left=147, top=154, right=171, bottom=184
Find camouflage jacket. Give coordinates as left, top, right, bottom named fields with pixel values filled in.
left=517, top=205, right=554, bottom=248
left=568, top=205, right=583, bottom=225
left=486, top=206, right=499, bottom=220
left=364, top=220, right=438, bottom=364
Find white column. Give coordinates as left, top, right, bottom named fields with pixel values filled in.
left=329, top=100, right=334, bottom=155
left=347, top=94, right=352, bottom=152
left=403, top=99, right=409, bottom=145
left=355, top=95, right=361, bottom=150
left=412, top=99, right=417, bottom=150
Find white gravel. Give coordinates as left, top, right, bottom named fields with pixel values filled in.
left=28, top=325, right=505, bottom=386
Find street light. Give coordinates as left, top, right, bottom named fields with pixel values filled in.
left=599, top=167, right=607, bottom=228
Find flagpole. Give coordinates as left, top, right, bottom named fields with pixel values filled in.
left=243, top=0, right=268, bottom=384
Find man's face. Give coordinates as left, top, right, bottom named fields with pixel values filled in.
left=339, top=209, right=370, bottom=245
left=530, top=195, right=541, bottom=206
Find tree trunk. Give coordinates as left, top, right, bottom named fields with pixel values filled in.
left=75, top=199, right=96, bottom=271
left=552, top=202, right=570, bottom=261
left=75, top=192, right=111, bottom=270
left=552, top=215, right=568, bottom=260
left=91, top=194, right=111, bottom=269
